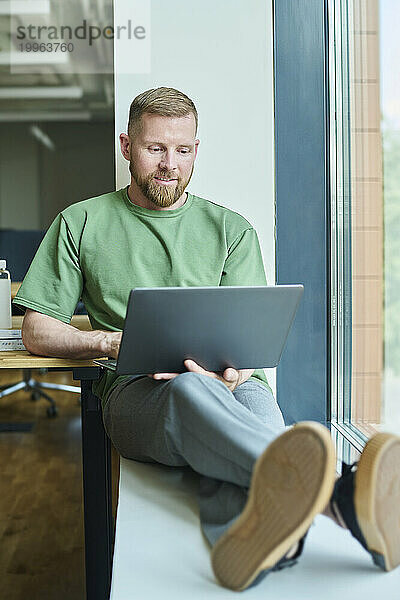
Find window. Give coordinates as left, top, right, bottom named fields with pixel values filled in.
left=329, top=0, right=400, bottom=449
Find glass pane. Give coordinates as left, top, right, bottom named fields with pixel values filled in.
left=351, top=0, right=400, bottom=436
left=350, top=0, right=383, bottom=436
left=330, top=0, right=400, bottom=441
left=381, top=1, right=400, bottom=433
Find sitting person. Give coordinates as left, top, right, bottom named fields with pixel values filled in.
left=14, top=86, right=400, bottom=591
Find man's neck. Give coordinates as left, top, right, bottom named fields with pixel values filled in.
left=127, top=183, right=187, bottom=211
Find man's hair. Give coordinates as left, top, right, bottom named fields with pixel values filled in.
left=127, top=87, right=198, bottom=137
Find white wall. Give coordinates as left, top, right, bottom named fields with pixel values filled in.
left=114, top=0, right=276, bottom=392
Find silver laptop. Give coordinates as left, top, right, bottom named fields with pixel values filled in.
left=93, top=285, right=303, bottom=375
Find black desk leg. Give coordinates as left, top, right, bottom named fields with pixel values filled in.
left=74, top=368, right=113, bottom=600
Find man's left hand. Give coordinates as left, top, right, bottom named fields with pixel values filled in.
left=148, top=359, right=255, bottom=392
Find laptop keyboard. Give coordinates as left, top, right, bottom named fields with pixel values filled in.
left=93, top=358, right=117, bottom=368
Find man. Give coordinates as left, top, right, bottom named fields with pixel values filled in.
left=15, top=87, right=400, bottom=590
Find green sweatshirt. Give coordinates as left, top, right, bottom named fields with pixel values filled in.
left=13, top=186, right=272, bottom=403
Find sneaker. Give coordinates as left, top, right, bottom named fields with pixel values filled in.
left=330, top=432, right=400, bottom=572
left=211, top=421, right=336, bottom=590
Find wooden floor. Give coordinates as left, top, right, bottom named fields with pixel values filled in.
left=0, top=368, right=118, bottom=600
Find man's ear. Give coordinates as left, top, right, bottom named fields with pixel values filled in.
left=194, top=139, right=200, bottom=159
left=119, top=133, right=130, bottom=161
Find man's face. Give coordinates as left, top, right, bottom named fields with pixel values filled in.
left=128, top=112, right=199, bottom=208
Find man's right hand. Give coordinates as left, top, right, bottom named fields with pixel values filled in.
left=106, top=331, right=122, bottom=359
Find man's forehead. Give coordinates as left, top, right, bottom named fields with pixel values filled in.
left=139, top=112, right=196, bottom=137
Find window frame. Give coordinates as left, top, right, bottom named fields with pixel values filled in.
left=274, top=0, right=330, bottom=426
left=273, top=0, right=364, bottom=460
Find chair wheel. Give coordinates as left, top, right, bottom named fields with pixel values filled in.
left=46, top=405, right=58, bottom=418
left=31, top=391, right=40, bottom=402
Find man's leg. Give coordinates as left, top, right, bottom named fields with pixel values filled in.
left=328, top=433, right=400, bottom=572
left=196, top=380, right=286, bottom=546
left=102, top=372, right=284, bottom=488
left=103, top=374, right=287, bottom=550
left=103, top=372, right=335, bottom=590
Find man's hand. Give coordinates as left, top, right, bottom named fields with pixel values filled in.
left=106, top=331, right=122, bottom=359
left=148, top=359, right=255, bottom=392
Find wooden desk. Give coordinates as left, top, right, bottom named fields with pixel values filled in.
left=11, top=281, right=21, bottom=299
left=0, top=315, right=112, bottom=600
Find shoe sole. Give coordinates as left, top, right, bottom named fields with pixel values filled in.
left=354, top=432, right=400, bottom=571
left=211, top=421, right=336, bottom=590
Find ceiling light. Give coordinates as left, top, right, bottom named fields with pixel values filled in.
left=30, top=124, right=55, bottom=151
left=0, top=111, right=91, bottom=121
left=0, top=86, right=83, bottom=99
left=0, top=1, right=50, bottom=15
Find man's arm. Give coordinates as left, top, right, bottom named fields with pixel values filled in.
left=22, top=308, right=121, bottom=360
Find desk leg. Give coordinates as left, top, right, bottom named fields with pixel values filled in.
left=74, top=369, right=112, bottom=600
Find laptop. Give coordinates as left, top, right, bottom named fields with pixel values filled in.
left=93, top=285, right=303, bottom=375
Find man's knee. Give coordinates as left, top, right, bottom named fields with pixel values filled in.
left=168, top=371, right=202, bottom=388
left=168, top=371, right=223, bottom=396
left=166, top=371, right=223, bottom=416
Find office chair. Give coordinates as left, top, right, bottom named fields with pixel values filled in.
left=0, top=229, right=83, bottom=417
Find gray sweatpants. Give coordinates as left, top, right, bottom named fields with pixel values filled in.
left=102, top=372, right=286, bottom=547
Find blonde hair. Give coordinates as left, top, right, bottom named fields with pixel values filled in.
left=128, top=87, right=198, bottom=137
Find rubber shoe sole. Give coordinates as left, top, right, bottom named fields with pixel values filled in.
left=355, top=432, right=400, bottom=571
left=211, top=421, right=336, bottom=590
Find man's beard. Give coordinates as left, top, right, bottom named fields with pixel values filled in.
left=129, top=160, right=194, bottom=208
